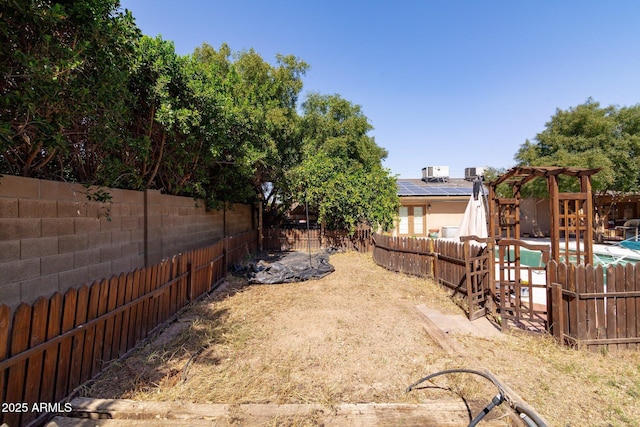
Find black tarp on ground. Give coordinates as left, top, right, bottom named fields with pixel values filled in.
left=241, top=250, right=335, bottom=284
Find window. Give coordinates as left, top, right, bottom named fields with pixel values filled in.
left=413, top=206, right=424, bottom=235
left=399, top=207, right=409, bottom=234
left=398, top=205, right=426, bottom=236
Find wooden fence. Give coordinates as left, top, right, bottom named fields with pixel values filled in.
left=372, top=234, right=491, bottom=318
left=263, top=226, right=372, bottom=253
left=0, top=230, right=257, bottom=427
left=373, top=234, right=640, bottom=350
left=371, top=234, right=435, bottom=277
left=549, top=260, right=640, bottom=351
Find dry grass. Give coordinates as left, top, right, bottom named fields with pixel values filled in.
left=87, top=251, right=640, bottom=426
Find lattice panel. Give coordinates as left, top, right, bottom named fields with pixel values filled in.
left=557, top=195, right=590, bottom=265
left=494, top=198, right=519, bottom=239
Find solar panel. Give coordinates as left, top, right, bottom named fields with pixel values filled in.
left=396, top=180, right=478, bottom=196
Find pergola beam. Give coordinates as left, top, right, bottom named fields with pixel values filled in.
left=488, top=166, right=601, bottom=265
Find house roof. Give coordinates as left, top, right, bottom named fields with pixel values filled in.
left=397, top=178, right=480, bottom=197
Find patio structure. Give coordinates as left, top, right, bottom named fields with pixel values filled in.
left=486, top=166, right=601, bottom=330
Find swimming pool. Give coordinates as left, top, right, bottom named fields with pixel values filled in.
left=497, top=245, right=640, bottom=268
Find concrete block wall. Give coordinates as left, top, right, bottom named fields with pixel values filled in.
left=0, top=175, right=255, bottom=308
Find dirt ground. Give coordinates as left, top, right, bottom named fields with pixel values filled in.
left=86, top=251, right=640, bottom=426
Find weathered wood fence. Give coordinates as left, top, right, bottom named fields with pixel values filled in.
left=372, top=234, right=491, bottom=319
left=372, top=234, right=640, bottom=350
left=0, top=230, right=257, bottom=427
left=371, top=234, right=435, bottom=277
left=264, top=226, right=372, bottom=253
left=549, top=260, right=640, bottom=351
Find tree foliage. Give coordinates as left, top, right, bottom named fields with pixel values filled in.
left=190, top=43, right=309, bottom=208
left=290, top=94, right=399, bottom=232
left=514, top=99, right=640, bottom=197
left=0, top=0, right=139, bottom=180
left=1, top=1, right=399, bottom=230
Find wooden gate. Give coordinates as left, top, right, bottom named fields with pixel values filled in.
left=496, top=239, right=550, bottom=331
left=461, top=236, right=493, bottom=320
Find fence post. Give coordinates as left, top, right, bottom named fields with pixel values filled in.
left=428, top=238, right=436, bottom=278
left=463, top=240, right=472, bottom=305
left=551, top=283, right=564, bottom=343
left=188, top=262, right=195, bottom=302
left=224, top=236, right=228, bottom=275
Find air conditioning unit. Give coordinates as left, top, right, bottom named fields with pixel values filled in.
left=422, top=166, right=450, bottom=182
left=464, top=167, right=485, bottom=181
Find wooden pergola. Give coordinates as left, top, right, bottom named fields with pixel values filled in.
left=488, top=166, right=601, bottom=265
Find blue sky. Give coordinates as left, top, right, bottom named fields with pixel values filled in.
left=119, top=1, right=640, bottom=178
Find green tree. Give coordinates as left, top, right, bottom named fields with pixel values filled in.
left=514, top=99, right=640, bottom=197
left=191, top=43, right=309, bottom=209
left=0, top=0, right=139, bottom=180
left=514, top=99, right=640, bottom=240
left=483, top=166, right=512, bottom=197
left=108, top=35, right=211, bottom=194
left=291, top=93, right=399, bottom=233
left=1, top=3, right=396, bottom=229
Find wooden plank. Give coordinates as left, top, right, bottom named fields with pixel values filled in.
left=81, top=282, right=101, bottom=383
left=558, top=263, right=570, bottom=338
left=585, top=265, right=597, bottom=341
left=153, top=262, right=164, bottom=328
left=133, top=268, right=146, bottom=344
left=4, top=304, right=32, bottom=427
left=169, top=258, right=179, bottom=318
left=111, top=274, right=127, bottom=359
left=22, top=298, right=49, bottom=425
left=164, top=260, right=174, bottom=322
left=178, top=254, right=188, bottom=311
left=177, top=255, right=187, bottom=310
left=56, top=288, right=78, bottom=401
left=416, top=307, right=462, bottom=356
left=92, top=279, right=110, bottom=377
left=580, top=337, right=640, bottom=345
left=195, top=248, right=204, bottom=296
left=625, top=263, right=636, bottom=350
left=41, top=293, right=62, bottom=405
left=148, top=264, right=160, bottom=336
left=575, top=265, right=587, bottom=341
left=142, top=265, right=155, bottom=339
left=60, top=398, right=502, bottom=427
left=578, top=291, right=640, bottom=299
left=546, top=261, right=557, bottom=333
left=144, top=263, right=156, bottom=338
left=594, top=265, right=606, bottom=347
left=0, top=304, right=10, bottom=422
left=605, top=266, right=618, bottom=350
left=187, top=261, right=195, bottom=302
left=154, top=260, right=169, bottom=328
left=615, top=264, right=627, bottom=351
left=150, top=263, right=161, bottom=333
left=159, top=260, right=171, bottom=325
left=124, top=270, right=137, bottom=353
left=69, top=285, right=89, bottom=393
left=103, top=275, right=120, bottom=363
left=552, top=284, right=564, bottom=342
left=636, top=265, right=640, bottom=351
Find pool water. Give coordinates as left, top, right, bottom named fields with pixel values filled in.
left=497, top=247, right=637, bottom=267
left=497, top=247, right=544, bottom=267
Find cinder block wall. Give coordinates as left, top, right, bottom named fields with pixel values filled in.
left=0, top=175, right=254, bottom=307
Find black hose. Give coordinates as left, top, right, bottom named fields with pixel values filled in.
left=469, top=394, right=503, bottom=427
left=406, top=368, right=504, bottom=395
left=513, top=402, right=548, bottom=427
left=406, top=368, right=548, bottom=427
